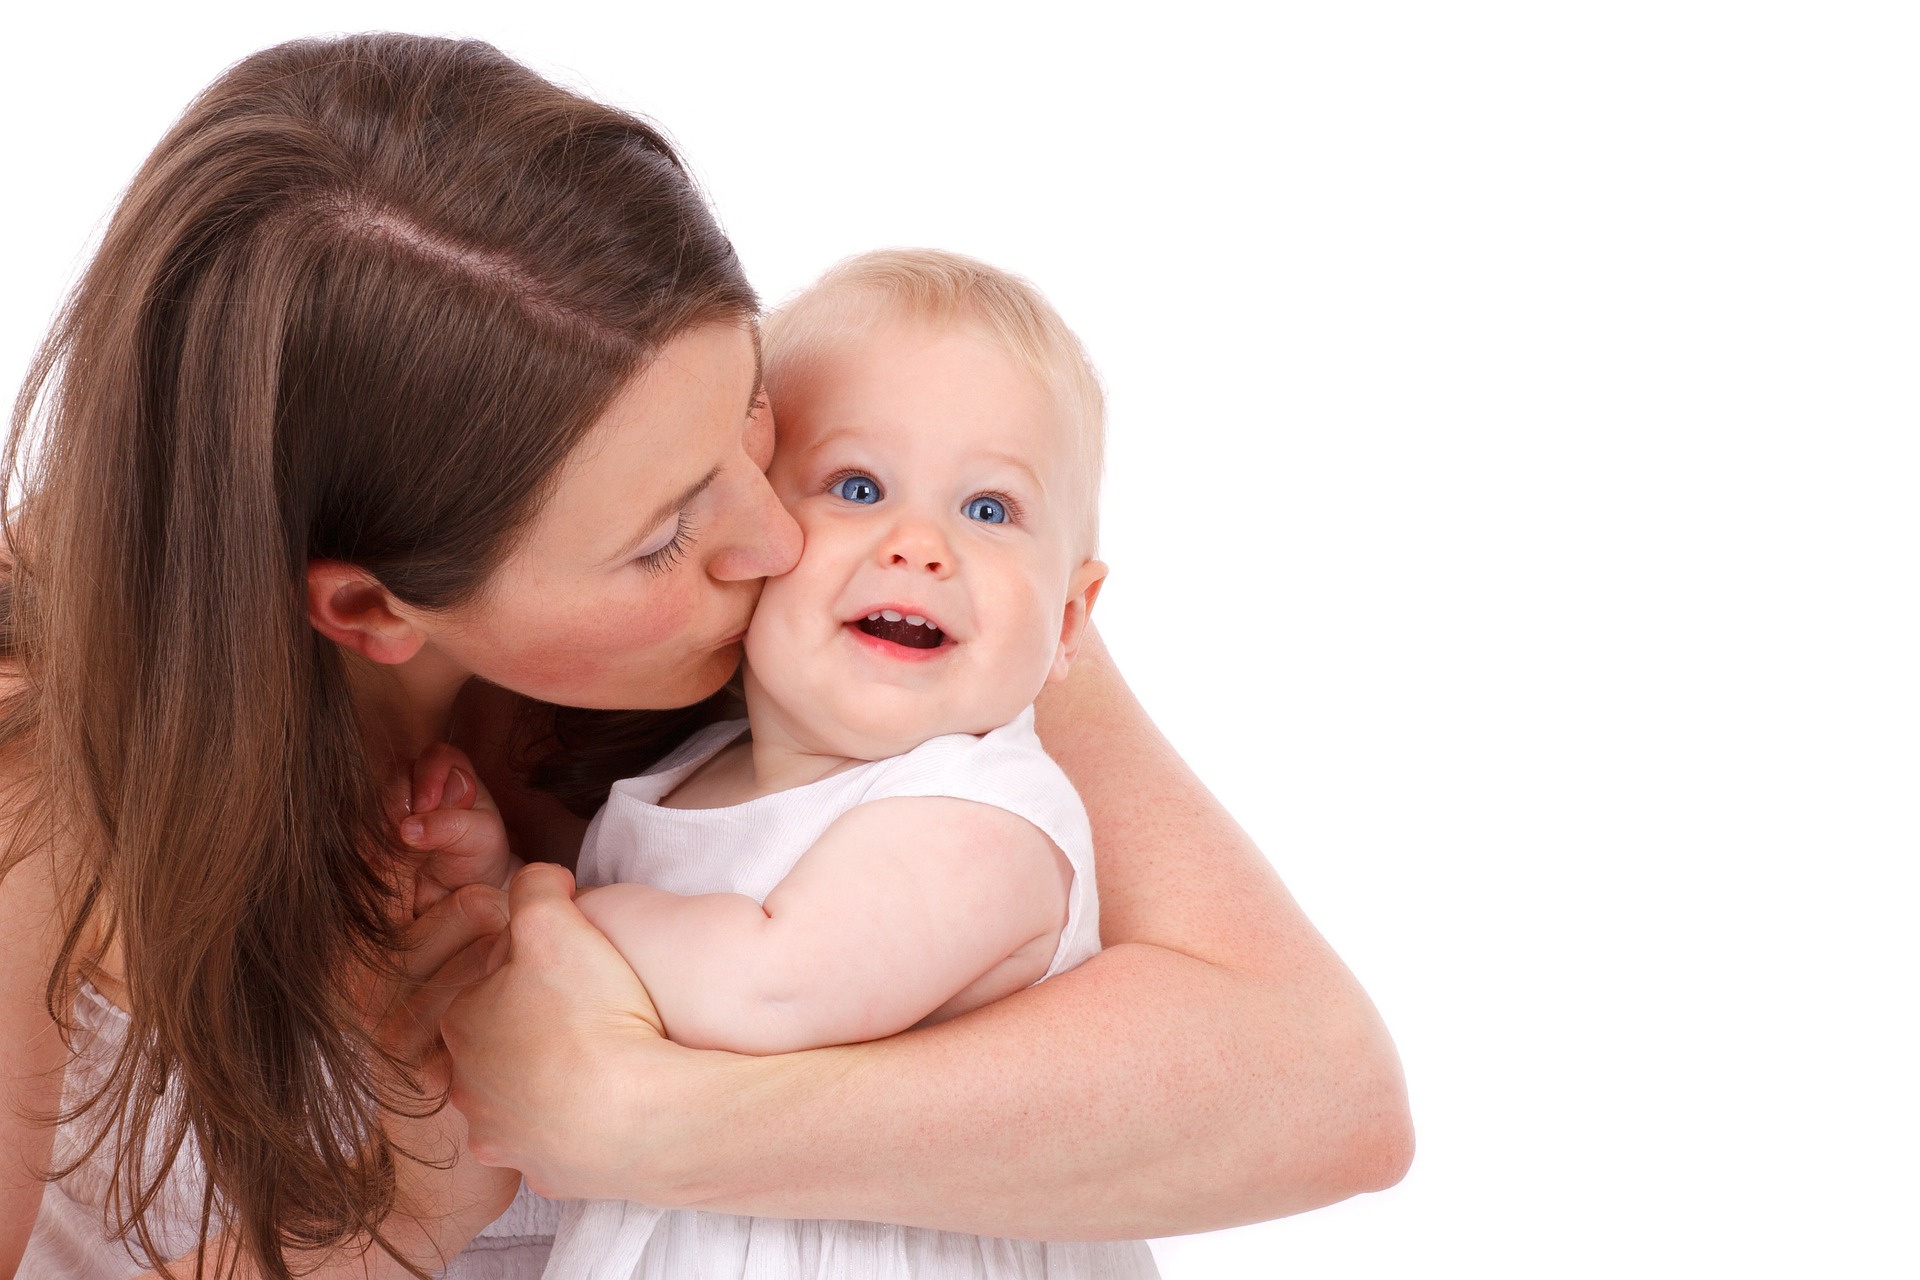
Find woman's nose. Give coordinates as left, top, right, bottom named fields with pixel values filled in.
left=709, top=465, right=801, bottom=582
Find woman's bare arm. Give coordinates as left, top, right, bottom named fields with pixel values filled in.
left=0, top=845, right=68, bottom=1271
left=445, top=628, right=1411, bottom=1237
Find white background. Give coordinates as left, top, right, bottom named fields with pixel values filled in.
left=5, top=3, right=1915, bottom=1276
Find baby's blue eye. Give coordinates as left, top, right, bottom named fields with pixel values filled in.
left=966, top=495, right=1008, bottom=524
left=835, top=475, right=881, bottom=504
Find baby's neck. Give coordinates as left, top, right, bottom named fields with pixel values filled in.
left=662, top=726, right=862, bottom=809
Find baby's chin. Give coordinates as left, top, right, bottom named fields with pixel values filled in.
left=802, top=708, right=998, bottom=762
left=771, top=688, right=1029, bottom=762
left=740, top=655, right=1042, bottom=759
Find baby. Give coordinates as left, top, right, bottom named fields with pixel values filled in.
left=420, top=250, right=1156, bottom=1279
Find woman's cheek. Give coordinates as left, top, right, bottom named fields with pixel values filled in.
left=510, top=587, right=697, bottom=692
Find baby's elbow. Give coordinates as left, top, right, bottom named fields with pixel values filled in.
left=665, top=989, right=821, bottom=1057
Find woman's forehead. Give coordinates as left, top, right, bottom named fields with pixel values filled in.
left=526, top=323, right=758, bottom=563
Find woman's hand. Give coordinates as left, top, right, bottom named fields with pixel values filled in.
left=131, top=884, right=522, bottom=1280
left=442, top=863, right=692, bottom=1203
left=373, top=883, right=526, bottom=1254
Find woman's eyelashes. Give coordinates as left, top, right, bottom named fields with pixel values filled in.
left=635, top=511, right=697, bottom=574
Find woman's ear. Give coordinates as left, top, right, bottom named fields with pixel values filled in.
left=1048, top=560, right=1109, bottom=684
left=305, top=560, right=428, bottom=665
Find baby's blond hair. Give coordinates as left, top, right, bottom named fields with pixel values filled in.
left=763, top=248, right=1105, bottom=557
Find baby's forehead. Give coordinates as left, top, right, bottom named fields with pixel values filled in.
left=781, top=324, right=1079, bottom=455
left=766, top=299, right=1102, bottom=557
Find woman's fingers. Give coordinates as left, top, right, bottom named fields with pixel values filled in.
left=390, top=935, right=499, bottom=1068
left=382, top=884, right=510, bottom=1065
left=441, top=864, right=674, bottom=1190
left=399, top=882, right=509, bottom=984
left=454, top=862, right=574, bottom=982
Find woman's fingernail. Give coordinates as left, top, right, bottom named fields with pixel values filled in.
left=400, top=817, right=424, bottom=844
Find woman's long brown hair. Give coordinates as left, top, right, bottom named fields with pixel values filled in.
left=0, top=34, right=753, bottom=1277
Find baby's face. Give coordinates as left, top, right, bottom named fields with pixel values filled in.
left=744, top=321, right=1096, bottom=760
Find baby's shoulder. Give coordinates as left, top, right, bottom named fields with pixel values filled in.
left=859, top=706, right=1080, bottom=819
left=874, top=702, right=1039, bottom=765
left=607, top=718, right=751, bottom=808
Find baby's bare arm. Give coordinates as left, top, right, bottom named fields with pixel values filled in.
left=577, top=796, right=1068, bottom=1056
left=444, top=631, right=1411, bottom=1235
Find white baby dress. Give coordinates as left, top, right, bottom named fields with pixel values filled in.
left=540, top=706, right=1158, bottom=1280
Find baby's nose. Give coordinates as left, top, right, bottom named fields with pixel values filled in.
left=882, top=519, right=952, bottom=576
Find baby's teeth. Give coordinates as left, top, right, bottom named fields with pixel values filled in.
left=905, top=614, right=927, bottom=626
left=867, top=613, right=882, bottom=621
left=881, top=610, right=903, bottom=622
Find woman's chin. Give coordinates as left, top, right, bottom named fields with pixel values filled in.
left=524, top=645, right=741, bottom=714
left=641, top=645, right=745, bottom=712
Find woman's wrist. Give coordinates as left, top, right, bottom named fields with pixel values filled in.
left=548, top=1032, right=772, bottom=1206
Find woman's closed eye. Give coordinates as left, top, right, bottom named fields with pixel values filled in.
left=635, top=511, right=698, bottom=574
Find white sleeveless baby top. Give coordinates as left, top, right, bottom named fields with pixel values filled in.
left=20, top=981, right=561, bottom=1278
left=544, top=706, right=1156, bottom=1280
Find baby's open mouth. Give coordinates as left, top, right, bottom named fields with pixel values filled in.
left=857, top=610, right=946, bottom=650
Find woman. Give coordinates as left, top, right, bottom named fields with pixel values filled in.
left=0, top=32, right=1409, bottom=1280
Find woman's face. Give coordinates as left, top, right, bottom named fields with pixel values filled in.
left=422, top=322, right=802, bottom=710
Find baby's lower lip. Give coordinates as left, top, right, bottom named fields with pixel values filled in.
left=842, top=621, right=953, bottom=662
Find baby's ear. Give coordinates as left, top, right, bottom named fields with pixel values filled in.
left=1048, top=560, right=1109, bottom=684
left=306, top=559, right=429, bottom=665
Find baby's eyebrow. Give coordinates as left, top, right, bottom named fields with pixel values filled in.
left=799, top=426, right=863, bottom=457
left=976, top=451, right=1046, bottom=495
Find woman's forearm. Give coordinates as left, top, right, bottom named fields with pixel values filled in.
left=603, top=628, right=1412, bottom=1236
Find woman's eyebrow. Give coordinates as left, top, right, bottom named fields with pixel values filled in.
left=608, top=466, right=721, bottom=565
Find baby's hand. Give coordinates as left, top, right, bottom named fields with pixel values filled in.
left=399, top=742, right=521, bottom=914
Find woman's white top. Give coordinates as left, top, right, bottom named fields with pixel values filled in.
left=545, top=706, right=1156, bottom=1280
left=20, top=980, right=561, bottom=1278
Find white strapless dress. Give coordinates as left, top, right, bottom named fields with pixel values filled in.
left=19, top=979, right=559, bottom=1278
